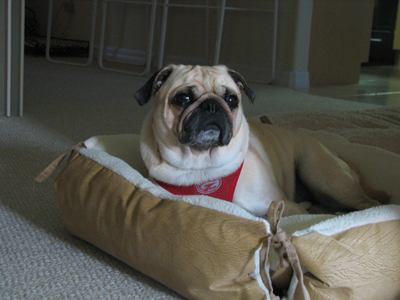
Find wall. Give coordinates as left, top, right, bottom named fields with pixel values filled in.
left=26, top=0, right=95, bottom=40
left=103, top=0, right=312, bottom=87
left=27, top=0, right=314, bottom=88
left=392, top=0, right=400, bottom=61
left=25, top=0, right=48, bottom=36
left=274, top=0, right=313, bottom=88
left=308, top=0, right=375, bottom=86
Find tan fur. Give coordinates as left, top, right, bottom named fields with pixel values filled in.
left=137, top=65, right=390, bottom=217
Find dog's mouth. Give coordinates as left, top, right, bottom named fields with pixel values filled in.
left=178, top=101, right=233, bottom=151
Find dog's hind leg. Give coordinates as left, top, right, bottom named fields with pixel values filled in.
left=295, top=133, right=390, bottom=211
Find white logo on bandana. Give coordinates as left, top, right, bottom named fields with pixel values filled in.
left=196, top=179, right=222, bottom=194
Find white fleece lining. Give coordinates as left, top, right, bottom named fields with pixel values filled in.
left=286, top=275, right=299, bottom=300
left=77, top=145, right=271, bottom=229
left=250, top=247, right=274, bottom=300
left=291, top=204, right=400, bottom=237
left=80, top=134, right=400, bottom=234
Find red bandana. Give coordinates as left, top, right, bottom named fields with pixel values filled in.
left=154, top=163, right=244, bottom=202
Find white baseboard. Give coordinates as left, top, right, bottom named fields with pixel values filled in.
left=103, top=46, right=310, bottom=89
left=273, top=70, right=310, bottom=89
left=104, top=46, right=147, bottom=66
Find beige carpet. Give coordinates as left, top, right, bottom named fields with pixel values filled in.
left=0, top=55, right=382, bottom=299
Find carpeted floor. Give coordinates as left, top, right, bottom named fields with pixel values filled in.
left=0, top=55, right=380, bottom=299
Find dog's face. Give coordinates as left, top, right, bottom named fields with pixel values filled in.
left=135, top=64, right=255, bottom=184
left=135, top=65, right=255, bottom=152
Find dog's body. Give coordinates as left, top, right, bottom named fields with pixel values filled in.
left=135, top=65, right=389, bottom=216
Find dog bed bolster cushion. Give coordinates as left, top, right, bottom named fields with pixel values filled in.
left=54, top=135, right=272, bottom=300
left=292, top=218, right=400, bottom=299
left=53, top=134, right=400, bottom=300
left=276, top=207, right=400, bottom=300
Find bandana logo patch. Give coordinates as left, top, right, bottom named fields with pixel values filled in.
left=196, top=179, right=222, bottom=194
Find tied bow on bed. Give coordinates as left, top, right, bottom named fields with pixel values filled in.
left=260, top=200, right=311, bottom=300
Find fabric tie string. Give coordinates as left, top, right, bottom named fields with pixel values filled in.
left=260, top=200, right=311, bottom=300
left=35, top=142, right=85, bottom=183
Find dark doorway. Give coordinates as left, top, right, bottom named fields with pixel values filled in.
left=367, top=0, right=399, bottom=65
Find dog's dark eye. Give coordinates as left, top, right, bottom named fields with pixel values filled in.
left=225, top=95, right=239, bottom=109
left=172, top=93, right=192, bottom=107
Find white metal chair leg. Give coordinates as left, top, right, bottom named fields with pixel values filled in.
left=157, top=0, right=169, bottom=70
left=153, top=0, right=277, bottom=82
left=270, top=0, right=278, bottom=81
left=98, top=0, right=157, bottom=76
left=213, top=0, right=226, bottom=66
left=158, top=0, right=226, bottom=68
left=46, top=0, right=98, bottom=67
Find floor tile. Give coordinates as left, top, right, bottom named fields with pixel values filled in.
left=296, top=65, right=400, bottom=106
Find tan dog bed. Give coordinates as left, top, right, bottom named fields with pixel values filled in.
left=37, top=119, right=400, bottom=299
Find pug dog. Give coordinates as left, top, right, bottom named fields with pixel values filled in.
left=134, top=64, right=389, bottom=217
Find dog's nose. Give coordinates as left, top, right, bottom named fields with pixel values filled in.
left=200, top=99, right=221, bottom=114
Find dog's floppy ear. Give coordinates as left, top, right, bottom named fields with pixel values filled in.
left=228, top=69, right=256, bottom=104
left=135, top=65, right=175, bottom=106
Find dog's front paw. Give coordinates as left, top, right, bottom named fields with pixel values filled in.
left=353, top=198, right=382, bottom=210
left=282, top=200, right=310, bottom=216
left=298, top=201, right=312, bottom=210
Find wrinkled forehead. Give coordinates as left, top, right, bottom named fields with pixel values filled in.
left=167, top=65, right=238, bottom=94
